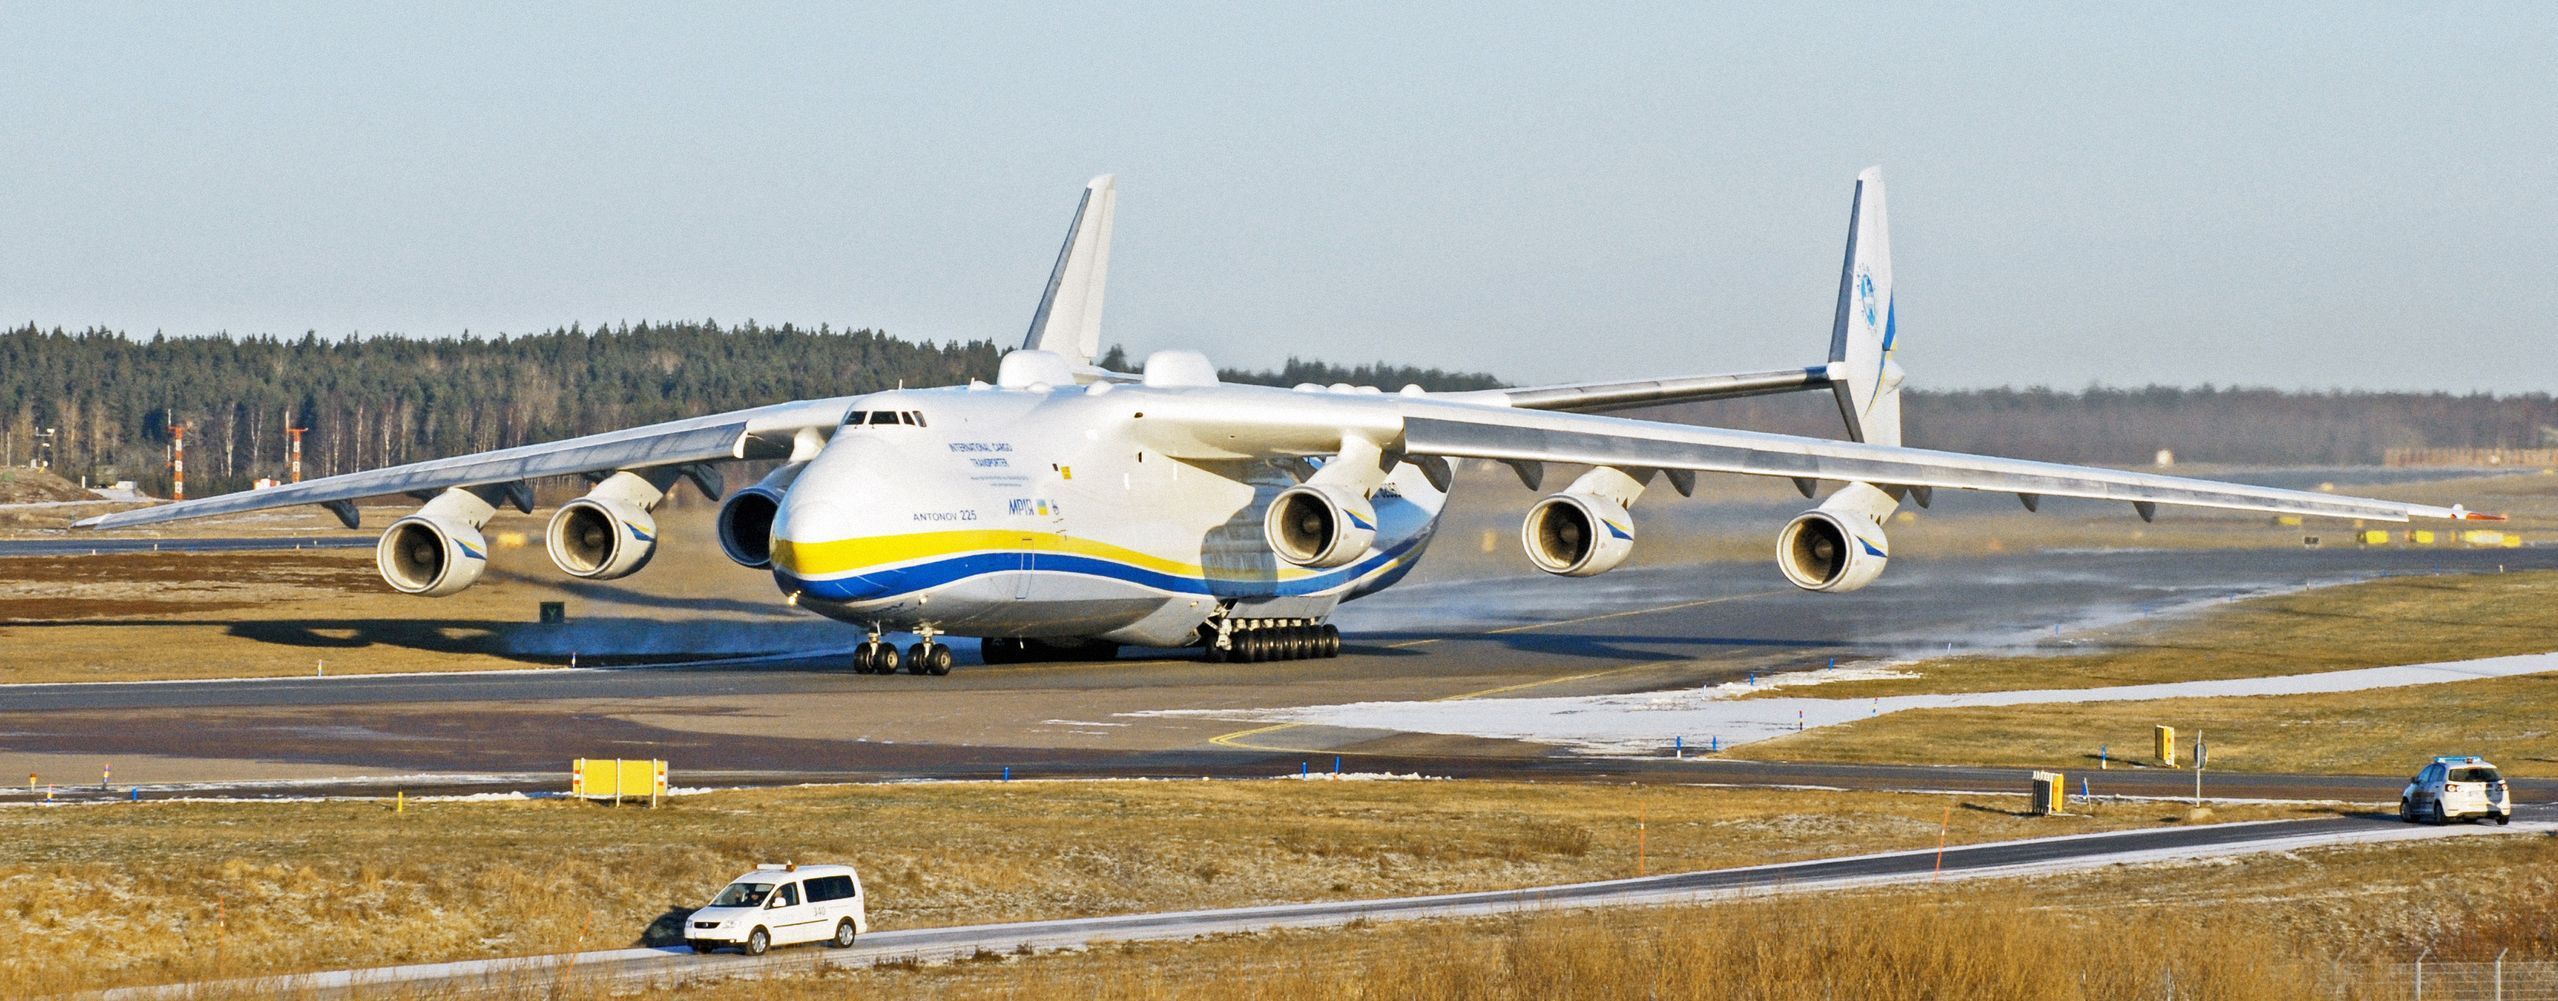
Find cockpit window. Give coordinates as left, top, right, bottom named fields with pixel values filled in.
left=841, top=409, right=928, bottom=428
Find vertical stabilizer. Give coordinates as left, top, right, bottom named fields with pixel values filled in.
left=1022, top=174, right=1117, bottom=367
left=1827, top=167, right=1901, bottom=447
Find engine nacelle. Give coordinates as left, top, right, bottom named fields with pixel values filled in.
left=1776, top=494, right=1892, bottom=593
left=376, top=512, right=490, bottom=597
left=1263, top=483, right=1379, bottom=568
left=546, top=471, right=664, bottom=580
left=1522, top=491, right=1635, bottom=577
left=716, top=463, right=805, bottom=569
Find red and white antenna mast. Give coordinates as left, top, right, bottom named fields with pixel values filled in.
left=169, top=424, right=188, bottom=501
left=287, top=426, right=307, bottom=483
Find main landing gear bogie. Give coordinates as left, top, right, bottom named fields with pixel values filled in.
left=850, top=638, right=950, bottom=675
left=1208, top=623, right=1341, bottom=663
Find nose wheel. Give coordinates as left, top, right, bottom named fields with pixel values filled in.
left=852, top=641, right=900, bottom=674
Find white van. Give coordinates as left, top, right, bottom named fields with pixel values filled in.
left=685, top=863, right=869, bottom=955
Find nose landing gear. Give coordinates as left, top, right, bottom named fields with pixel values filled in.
left=852, top=636, right=900, bottom=674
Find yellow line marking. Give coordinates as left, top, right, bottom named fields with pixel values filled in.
left=1208, top=588, right=1787, bottom=754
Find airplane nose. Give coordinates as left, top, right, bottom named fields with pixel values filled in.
left=770, top=489, right=855, bottom=578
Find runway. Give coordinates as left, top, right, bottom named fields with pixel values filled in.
left=115, top=804, right=2558, bottom=999
left=2, top=545, right=2548, bottom=799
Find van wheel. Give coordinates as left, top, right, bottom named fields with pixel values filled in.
left=744, top=927, right=770, bottom=956
left=2498, top=813, right=2512, bottom=826
left=830, top=918, right=857, bottom=948
left=688, top=940, right=716, bottom=954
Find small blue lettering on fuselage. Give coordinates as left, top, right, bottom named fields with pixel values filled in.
left=970, top=457, right=1009, bottom=468
left=948, top=442, right=1014, bottom=453
left=912, top=510, right=977, bottom=522
left=1006, top=499, right=1034, bottom=515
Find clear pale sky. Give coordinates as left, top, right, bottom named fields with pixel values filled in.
left=4, top=5, right=2551, bottom=391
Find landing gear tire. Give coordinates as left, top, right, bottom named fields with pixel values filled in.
left=873, top=644, right=901, bottom=675
left=855, top=641, right=889, bottom=674
left=1321, top=624, right=1341, bottom=658
left=905, top=642, right=952, bottom=675
left=982, top=638, right=1019, bottom=665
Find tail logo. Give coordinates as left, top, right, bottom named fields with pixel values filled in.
left=1856, top=269, right=1878, bottom=330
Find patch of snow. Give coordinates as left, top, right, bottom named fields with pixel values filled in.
left=1135, top=652, right=2558, bottom=757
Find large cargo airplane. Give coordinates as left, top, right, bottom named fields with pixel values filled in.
left=79, top=169, right=2497, bottom=674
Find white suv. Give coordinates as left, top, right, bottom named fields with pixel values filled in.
left=685, top=863, right=869, bottom=955
left=2401, top=756, right=2511, bottom=825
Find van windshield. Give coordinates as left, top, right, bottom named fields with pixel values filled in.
left=709, top=882, right=774, bottom=907
left=2450, top=766, right=2503, bottom=783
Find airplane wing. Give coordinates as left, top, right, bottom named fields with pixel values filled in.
left=1438, top=365, right=1832, bottom=414
left=1394, top=400, right=2492, bottom=523
left=74, top=396, right=859, bottom=531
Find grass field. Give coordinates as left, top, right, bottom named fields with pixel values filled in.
left=0, top=779, right=2316, bottom=994
left=112, top=823, right=2558, bottom=1000
left=646, top=831, right=2558, bottom=1001
left=1774, top=569, right=2558, bottom=700
left=1733, top=569, right=2558, bottom=775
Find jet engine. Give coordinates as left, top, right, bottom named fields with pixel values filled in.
left=1263, top=483, right=1379, bottom=569
left=1776, top=483, right=1896, bottom=593
left=376, top=490, right=493, bottom=597
left=716, top=463, right=805, bottom=569
left=1521, top=491, right=1635, bottom=577
left=546, top=471, right=663, bottom=580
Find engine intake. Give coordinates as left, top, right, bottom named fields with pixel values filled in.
left=717, top=463, right=805, bottom=569
left=1263, top=483, right=1379, bottom=569
left=376, top=512, right=489, bottom=596
left=1776, top=488, right=1894, bottom=593
left=548, top=499, right=656, bottom=580
left=1522, top=491, right=1635, bottom=577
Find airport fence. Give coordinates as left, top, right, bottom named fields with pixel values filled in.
left=2398, top=955, right=2558, bottom=1000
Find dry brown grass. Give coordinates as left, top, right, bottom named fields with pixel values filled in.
left=1779, top=569, right=2558, bottom=700
left=0, top=779, right=2318, bottom=995
left=0, top=502, right=813, bottom=684
left=1732, top=567, right=2558, bottom=775
left=314, top=831, right=2558, bottom=1000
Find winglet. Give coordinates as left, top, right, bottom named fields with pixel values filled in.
left=1021, top=174, right=1117, bottom=367
left=1827, top=167, right=1901, bottom=447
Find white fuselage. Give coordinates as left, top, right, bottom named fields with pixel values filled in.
left=767, top=381, right=1444, bottom=647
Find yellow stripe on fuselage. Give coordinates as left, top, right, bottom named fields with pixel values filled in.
left=772, top=529, right=1327, bottom=582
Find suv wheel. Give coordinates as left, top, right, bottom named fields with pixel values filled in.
left=831, top=918, right=857, bottom=948
left=745, top=927, right=770, bottom=956
left=2399, top=798, right=2416, bottom=823
left=2497, top=812, right=2512, bottom=826
left=2430, top=800, right=2450, bottom=826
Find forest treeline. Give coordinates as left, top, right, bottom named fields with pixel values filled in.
left=0, top=322, right=1499, bottom=495
left=2, top=322, right=2551, bottom=495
